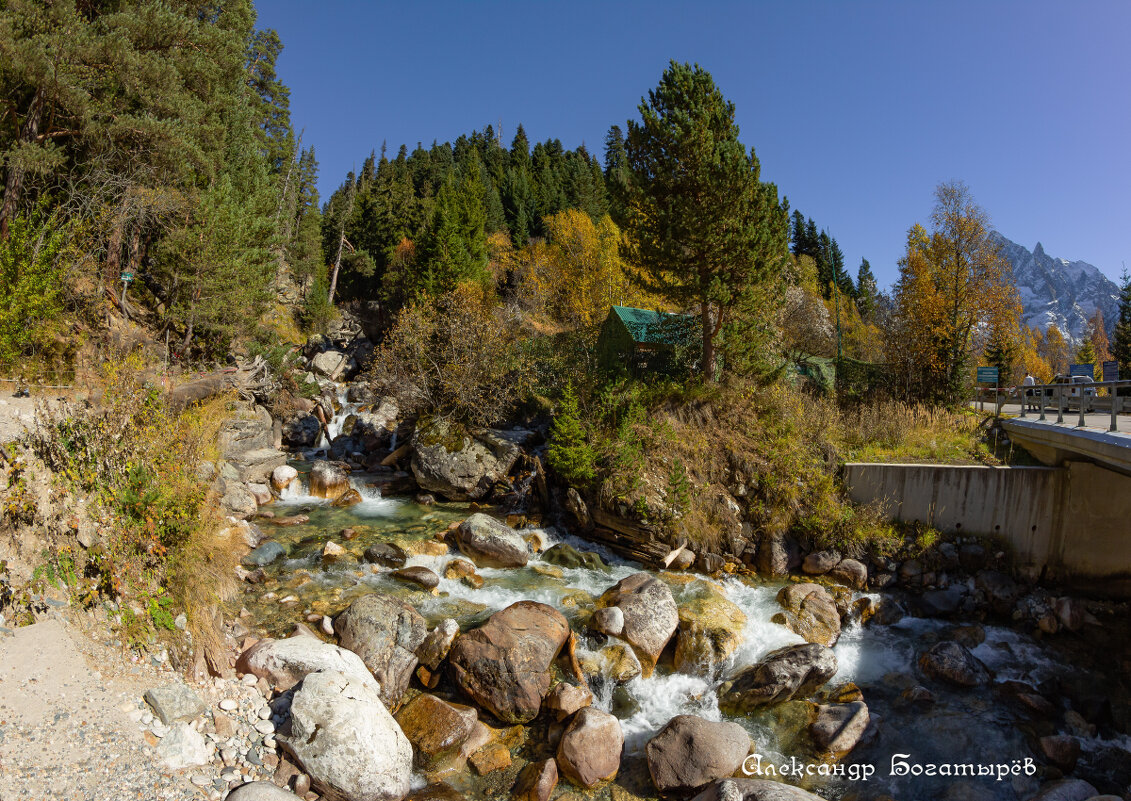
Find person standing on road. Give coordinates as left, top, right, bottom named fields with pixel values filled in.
left=1023, top=372, right=1036, bottom=411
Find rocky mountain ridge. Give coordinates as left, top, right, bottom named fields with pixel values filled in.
left=991, top=232, right=1121, bottom=343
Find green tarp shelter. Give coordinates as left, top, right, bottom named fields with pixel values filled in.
left=596, top=305, right=697, bottom=373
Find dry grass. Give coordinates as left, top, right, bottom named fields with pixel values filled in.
left=22, top=353, right=239, bottom=653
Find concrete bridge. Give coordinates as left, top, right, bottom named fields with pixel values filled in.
left=846, top=381, right=1131, bottom=598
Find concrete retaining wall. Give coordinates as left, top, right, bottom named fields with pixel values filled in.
left=843, top=462, right=1131, bottom=597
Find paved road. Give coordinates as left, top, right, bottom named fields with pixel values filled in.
left=975, top=399, right=1131, bottom=436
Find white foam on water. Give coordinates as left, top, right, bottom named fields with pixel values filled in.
left=618, top=671, right=719, bottom=754
left=972, top=625, right=1063, bottom=683
left=714, top=578, right=805, bottom=677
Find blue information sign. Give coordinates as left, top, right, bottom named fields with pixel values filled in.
left=976, top=366, right=999, bottom=384
left=1102, top=361, right=1119, bottom=382
left=1069, top=363, right=1094, bottom=378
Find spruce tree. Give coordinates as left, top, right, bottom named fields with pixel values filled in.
left=1113, top=269, right=1131, bottom=374
left=856, top=258, right=878, bottom=320
left=547, top=382, right=596, bottom=487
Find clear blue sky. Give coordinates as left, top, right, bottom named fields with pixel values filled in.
left=254, top=0, right=1130, bottom=290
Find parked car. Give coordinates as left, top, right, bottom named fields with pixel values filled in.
left=1049, top=374, right=1096, bottom=411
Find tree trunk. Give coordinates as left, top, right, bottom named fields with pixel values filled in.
left=0, top=89, right=45, bottom=240
left=701, top=299, right=716, bottom=382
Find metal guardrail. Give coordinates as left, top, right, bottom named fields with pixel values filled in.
left=976, top=380, right=1131, bottom=433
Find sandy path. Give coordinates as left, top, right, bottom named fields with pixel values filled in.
left=0, top=617, right=198, bottom=801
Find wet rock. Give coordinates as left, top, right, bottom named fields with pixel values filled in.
left=827, top=558, right=868, bottom=589
left=271, top=514, right=309, bottom=527
left=404, top=784, right=462, bottom=801
left=321, top=541, right=347, bottom=563
left=331, top=487, right=363, bottom=507
left=236, top=633, right=373, bottom=691
left=673, top=584, right=747, bottom=677
left=810, top=701, right=869, bottom=757
left=1026, top=779, right=1098, bottom=801
left=410, top=420, right=521, bottom=501
left=224, top=782, right=302, bottom=800
left=511, top=758, right=558, bottom=801
left=144, top=684, right=205, bottom=726
left=556, top=707, right=623, bottom=789
left=947, top=624, right=985, bottom=649
left=718, top=643, right=838, bottom=713
left=448, top=601, right=571, bottom=724
left=590, top=606, right=624, bottom=638
left=391, top=566, right=440, bottom=590
left=442, top=558, right=477, bottom=580
left=596, top=573, right=679, bottom=676
left=802, top=550, right=839, bottom=575
left=395, top=693, right=478, bottom=770
left=310, top=461, right=351, bottom=501
left=416, top=618, right=460, bottom=672
left=545, top=682, right=594, bottom=722
left=919, top=587, right=966, bottom=617
left=582, top=641, right=642, bottom=684
left=363, top=542, right=408, bottom=568
left=282, top=669, right=412, bottom=801
left=1040, top=734, right=1081, bottom=772
left=469, top=743, right=511, bottom=775
left=918, top=641, right=991, bottom=687
left=335, top=593, right=427, bottom=709
left=270, top=465, right=299, bottom=493
left=646, top=714, right=751, bottom=795
left=542, top=542, right=607, bottom=571
left=243, top=541, right=286, bottom=570
left=690, top=779, right=826, bottom=800
left=156, top=722, right=211, bottom=770
left=772, top=583, right=841, bottom=646
left=452, top=513, right=530, bottom=569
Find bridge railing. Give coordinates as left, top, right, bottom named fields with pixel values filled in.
left=976, top=380, right=1131, bottom=433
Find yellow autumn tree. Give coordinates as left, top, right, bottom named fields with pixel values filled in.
left=513, top=210, right=641, bottom=329
left=1041, top=325, right=1071, bottom=376
left=886, top=182, right=1020, bottom=402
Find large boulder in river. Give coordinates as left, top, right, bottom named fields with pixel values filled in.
left=310, top=461, right=351, bottom=500
left=918, top=641, right=991, bottom=687
left=448, top=601, right=570, bottom=724
left=281, top=669, right=412, bottom=801
left=596, top=573, right=679, bottom=677
left=334, top=594, right=427, bottom=709
left=718, top=643, right=838, bottom=714
left=452, top=514, right=530, bottom=568
left=772, top=583, right=841, bottom=646
left=690, top=779, right=825, bottom=801
left=235, top=633, right=373, bottom=691
left=646, top=715, right=751, bottom=795
left=410, top=419, right=521, bottom=501
left=673, top=582, right=747, bottom=677
left=556, top=707, right=623, bottom=789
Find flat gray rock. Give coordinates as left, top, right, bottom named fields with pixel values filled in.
left=143, top=684, right=205, bottom=726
